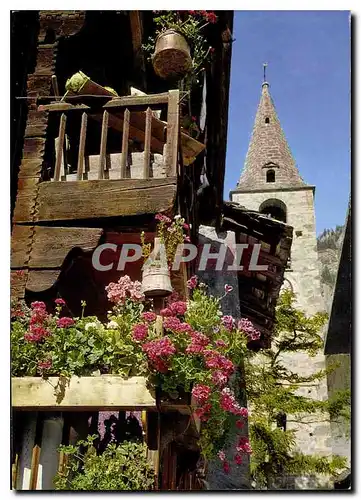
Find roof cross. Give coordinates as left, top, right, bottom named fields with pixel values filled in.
left=263, top=63, right=268, bottom=83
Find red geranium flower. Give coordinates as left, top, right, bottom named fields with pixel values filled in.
left=206, top=12, right=218, bottom=24
left=56, top=317, right=75, bottom=328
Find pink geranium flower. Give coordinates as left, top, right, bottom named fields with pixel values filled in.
left=38, top=359, right=52, bottom=371
left=132, top=323, right=149, bottom=341
left=31, top=301, right=46, bottom=310
left=169, top=301, right=187, bottom=316
left=187, top=275, right=198, bottom=289
left=141, top=312, right=157, bottom=323
left=223, top=461, right=230, bottom=474
left=238, top=318, right=261, bottom=341
left=192, top=384, right=212, bottom=405
left=56, top=317, right=75, bottom=328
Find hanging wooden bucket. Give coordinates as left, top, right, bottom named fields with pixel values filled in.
left=152, top=29, right=192, bottom=80
left=141, top=237, right=173, bottom=297
left=141, top=265, right=173, bottom=297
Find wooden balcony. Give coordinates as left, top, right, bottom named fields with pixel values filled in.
left=15, top=89, right=204, bottom=224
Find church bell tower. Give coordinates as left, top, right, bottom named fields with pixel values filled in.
left=230, top=76, right=334, bottom=489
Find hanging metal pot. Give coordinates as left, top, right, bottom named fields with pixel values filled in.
left=141, top=237, right=173, bottom=297
left=152, top=29, right=192, bottom=80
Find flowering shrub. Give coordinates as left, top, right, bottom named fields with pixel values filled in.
left=11, top=275, right=258, bottom=470
left=105, top=275, right=144, bottom=305
left=11, top=290, right=149, bottom=378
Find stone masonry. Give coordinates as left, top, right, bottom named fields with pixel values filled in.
left=231, top=82, right=335, bottom=489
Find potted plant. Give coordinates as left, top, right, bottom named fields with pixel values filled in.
left=141, top=237, right=173, bottom=298
left=140, top=213, right=190, bottom=298
left=143, top=11, right=218, bottom=81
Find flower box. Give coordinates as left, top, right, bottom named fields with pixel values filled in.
left=12, top=375, right=157, bottom=411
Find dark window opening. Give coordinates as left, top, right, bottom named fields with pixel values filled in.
left=266, top=169, right=275, bottom=183
left=276, top=412, right=287, bottom=431
left=265, top=117, right=270, bottom=124
left=259, top=198, right=287, bottom=223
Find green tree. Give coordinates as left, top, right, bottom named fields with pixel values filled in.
left=244, top=290, right=350, bottom=489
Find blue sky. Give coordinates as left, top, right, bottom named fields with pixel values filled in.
left=225, top=10, right=350, bottom=234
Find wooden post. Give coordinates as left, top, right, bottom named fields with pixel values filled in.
left=29, top=444, right=41, bottom=490
left=29, top=414, right=44, bottom=490
left=121, top=108, right=130, bottom=178
left=54, top=113, right=67, bottom=181
left=143, top=107, right=152, bottom=179
left=169, top=443, right=177, bottom=490
left=98, top=110, right=109, bottom=179
left=145, top=411, right=160, bottom=490
left=51, top=75, right=60, bottom=101
left=12, top=453, right=19, bottom=489
left=76, top=112, right=88, bottom=180
left=165, top=90, right=180, bottom=177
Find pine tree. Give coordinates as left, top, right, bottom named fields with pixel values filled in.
left=244, top=290, right=350, bottom=489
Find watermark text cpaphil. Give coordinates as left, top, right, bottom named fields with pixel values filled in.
left=91, top=243, right=269, bottom=272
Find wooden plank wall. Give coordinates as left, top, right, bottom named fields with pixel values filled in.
left=11, top=12, right=85, bottom=300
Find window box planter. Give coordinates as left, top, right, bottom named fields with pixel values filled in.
left=12, top=375, right=156, bottom=411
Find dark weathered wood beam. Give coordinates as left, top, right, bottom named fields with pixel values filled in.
left=33, top=178, right=178, bottom=222
left=129, top=11, right=147, bottom=88
left=30, top=227, right=103, bottom=268
left=104, top=93, right=169, bottom=110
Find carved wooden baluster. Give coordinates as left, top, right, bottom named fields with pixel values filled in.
left=51, top=75, right=60, bottom=101
left=76, top=112, right=88, bottom=180
left=29, top=414, right=44, bottom=490
left=121, top=108, right=130, bottom=178
left=98, top=110, right=109, bottom=179
left=165, top=90, right=180, bottom=177
left=54, top=113, right=67, bottom=181
left=143, top=107, right=152, bottom=179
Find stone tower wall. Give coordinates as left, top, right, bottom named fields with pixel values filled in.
left=232, top=187, right=334, bottom=489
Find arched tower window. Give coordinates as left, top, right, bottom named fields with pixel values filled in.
left=265, top=117, right=270, bottom=124
left=259, top=198, right=287, bottom=223
left=266, top=169, right=275, bottom=183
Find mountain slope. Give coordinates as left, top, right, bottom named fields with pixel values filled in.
left=317, top=225, right=345, bottom=311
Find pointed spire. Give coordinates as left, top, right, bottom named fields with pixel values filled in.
left=236, top=77, right=306, bottom=190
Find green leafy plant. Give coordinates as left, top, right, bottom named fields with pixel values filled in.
left=54, top=435, right=155, bottom=491
left=245, top=290, right=350, bottom=489
left=141, top=213, right=190, bottom=266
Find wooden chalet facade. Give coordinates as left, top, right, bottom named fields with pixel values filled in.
left=11, top=10, right=293, bottom=491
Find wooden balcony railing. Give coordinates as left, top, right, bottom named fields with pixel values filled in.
left=40, top=90, right=187, bottom=183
